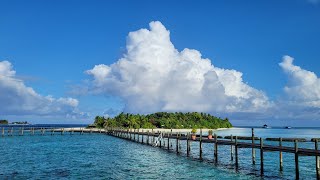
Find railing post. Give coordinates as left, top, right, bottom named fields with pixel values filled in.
left=315, top=139, right=320, bottom=180
left=159, top=131, right=162, bottom=148
left=133, top=129, right=136, bottom=141
left=214, top=133, right=218, bottom=163
left=231, top=134, right=234, bottom=161
left=167, top=132, right=170, bottom=150
left=187, top=132, right=190, bottom=156
left=1, top=127, right=4, bottom=137
left=176, top=133, right=179, bottom=153
left=141, top=129, right=144, bottom=144
left=252, top=128, right=256, bottom=165
left=235, top=136, right=238, bottom=169
left=295, top=140, right=299, bottom=179
left=199, top=129, right=203, bottom=160
left=260, top=138, right=264, bottom=176
left=279, top=137, right=283, bottom=171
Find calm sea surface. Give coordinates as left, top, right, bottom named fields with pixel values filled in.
left=1, top=125, right=320, bottom=179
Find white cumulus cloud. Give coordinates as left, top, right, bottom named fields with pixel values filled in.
left=86, top=21, right=271, bottom=116
left=0, top=60, right=87, bottom=118
left=279, top=55, right=320, bottom=108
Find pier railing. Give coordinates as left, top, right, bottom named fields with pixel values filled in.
left=106, top=127, right=320, bottom=180
left=0, top=127, right=106, bottom=136
left=2, top=126, right=320, bottom=179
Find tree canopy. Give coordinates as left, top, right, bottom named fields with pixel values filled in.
left=93, top=112, right=232, bottom=129
left=0, top=120, right=8, bottom=124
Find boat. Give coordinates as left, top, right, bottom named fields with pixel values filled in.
left=285, top=126, right=292, bottom=129
left=262, top=124, right=269, bottom=128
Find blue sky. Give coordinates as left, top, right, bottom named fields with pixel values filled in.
left=0, top=0, right=319, bottom=126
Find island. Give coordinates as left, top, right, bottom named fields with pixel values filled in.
left=92, top=112, right=232, bottom=129
left=0, top=120, right=8, bottom=124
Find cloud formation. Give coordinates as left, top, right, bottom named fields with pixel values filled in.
left=86, top=21, right=271, bottom=116
left=275, top=56, right=320, bottom=120
left=0, top=61, right=86, bottom=118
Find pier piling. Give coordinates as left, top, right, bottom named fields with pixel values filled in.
left=295, top=140, right=299, bottom=179
left=187, top=132, right=190, bottom=156
left=252, top=128, right=256, bottom=165
left=260, top=138, right=264, bottom=176
left=315, top=139, right=320, bottom=180
left=214, top=133, right=218, bottom=163
left=280, top=137, right=283, bottom=171
left=141, top=129, right=144, bottom=144
left=176, top=133, right=179, bottom=153
left=230, top=135, right=234, bottom=161
left=235, top=136, right=239, bottom=169
left=199, top=129, right=203, bottom=160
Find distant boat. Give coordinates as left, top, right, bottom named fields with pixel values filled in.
left=262, top=124, right=269, bottom=128
left=285, top=126, right=292, bottom=129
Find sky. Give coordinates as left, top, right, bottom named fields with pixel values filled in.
left=0, top=0, right=319, bottom=126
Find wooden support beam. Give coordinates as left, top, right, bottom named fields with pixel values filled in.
left=176, top=133, right=179, bottom=153
left=315, top=139, right=320, bottom=180
left=230, top=135, right=234, bottom=161
left=295, top=140, right=300, bottom=179
left=200, top=129, right=203, bottom=160
left=214, top=133, right=218, bottom=163
left=167, top=132, right=170, bottom=150
left=235, top=136, right=239, bottom=169
left=187, top=132, right=190, bottom=156
left=141, top=129, right=144, bottom=144
left=159, top=132, right=162, bottom=148
left=252, top=128, right=256, bottom=165
left=260, top=138, right=264, bottom=176
left=134, top=129, right=136, bottom=141
left=279, top=137, right=283, bottom=171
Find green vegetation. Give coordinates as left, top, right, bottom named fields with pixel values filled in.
left=93, top=112, right=232, bottom=129
left=0, top=120, right=8, bottom=124
left=191, top=128, right=197, bottom=134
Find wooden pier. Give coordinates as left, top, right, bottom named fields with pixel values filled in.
left=0, top=127, right=105, bottom=136
left=106, top=128, right=320, bottom=180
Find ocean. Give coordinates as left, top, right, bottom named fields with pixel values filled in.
left=1, top=125, right=320, bottom=179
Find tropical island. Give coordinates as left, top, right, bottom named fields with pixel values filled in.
left=0, top=120, right=8, bottom=124
left=0, top=120, right=29, bottom=125
left=92, top=112, right=232, bottom=129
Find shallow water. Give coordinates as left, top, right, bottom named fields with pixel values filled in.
left=1, top=127, right=320, bottom=179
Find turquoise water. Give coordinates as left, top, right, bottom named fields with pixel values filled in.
left=1, top=127, right=320, bottom=179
